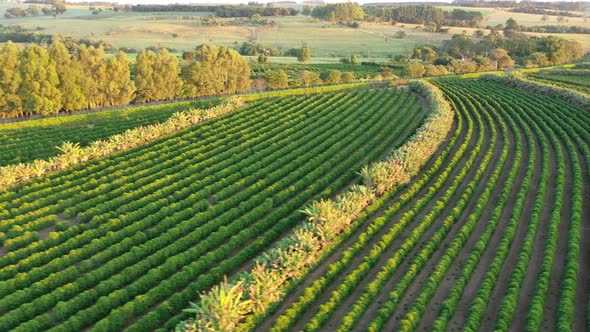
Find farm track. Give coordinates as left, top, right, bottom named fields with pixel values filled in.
left=257, top=79, right=590, bottom=331
left=0, top=88, right=428, bottom=332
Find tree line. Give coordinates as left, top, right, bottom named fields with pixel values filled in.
left=312, top=4, right=484, bottom=28
left=131, top=4, right=297, bottom=17
left=451, top=0, right=586, bottom=12
left=0, top=42, right=250, bottom=118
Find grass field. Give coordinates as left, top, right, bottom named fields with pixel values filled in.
left=1, top=4, right=590, bottom=56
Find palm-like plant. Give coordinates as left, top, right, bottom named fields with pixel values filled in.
left=248, top=262, right=284, bottom=314
left=184, top=277, right=252, bottom=332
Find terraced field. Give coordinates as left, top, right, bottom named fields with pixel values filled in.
left=0, top=88, right=426, bottom=331
left=256, top=79, right=590, bottom=331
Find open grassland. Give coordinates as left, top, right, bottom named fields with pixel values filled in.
left=257, top=78, right=590, bottom=331
left=2, top=4, right=590, bottom=55
left=478, top=7, right=590, bottom=27
left=0, top=87, right=427, bottom=331
left=0, top=100, right=216, bottom=167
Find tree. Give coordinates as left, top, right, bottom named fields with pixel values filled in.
left=472, top=55, right=492, bottom=71
left=341, top=72, right=354, bottom=83
left=266, top=70, right=289, bottom=89
left=182, top=45, right=251, bottom=97
left=473, top=29, right=485, bottom=38
left=405, top=62, right=425, bottom=78
left=251, top=13, right=263, bottom=23
left=302, top=5, right=311, bottom=16
left=296, top=70, right=321, bottom=87
left=0, top=41, right=22, bottom=118
left=257, top=53, right=268, bottom=63
left=321, top=70, right=342, bottom=84
left=27, top=5, right=40, bottom=16
left=105, top=52, right=136, bottom=106
left=49, top=40, right=87, bottom=112
left=74, top=45, right=107, bottom=108
left=5, top=8, right=27, bottom=18
left=54, top=2, right=67, bottom=14
left=134, top=50, right=157, bottom=103
left=298, top=44, right=311, bottom=62
left=504, top=18, right=520, bottom=35
left=153, top=49, right=183, bottom=100
left=19, top=44, right=62, bottom=116
left=42, top=7, right=55, bottom=16
left=488, top=48, right=509, bottom=70
left=497, top=55, right=514, bottom=70
left=350, top=55, right=358, bottom=64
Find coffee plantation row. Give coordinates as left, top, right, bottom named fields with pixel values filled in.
left=248, top=78, right=589, bottom=331
left=0, top=87, right=426, bottom=331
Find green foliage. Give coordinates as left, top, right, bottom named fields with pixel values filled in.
left=18, top=44, right=62, bottom=116
left=182, top=45, right=251, bottom=97
left=134, top=49, right=182, bottom=103
left=49, top=40, right=87, bottom=112
left=74, top=45, right=107, bottom=109
left=405, top=62, right=426, bottom=78
left=297, top=45, right=311, bottom=63
left=0, top=41, right=22, bottom=118
left=320, top=70, right=342, bottom=84
left=265, top=70, right=289, bottom=90
left=105, top=52, right=136, bottom=107
left=311, top=3, right=365, bottom=22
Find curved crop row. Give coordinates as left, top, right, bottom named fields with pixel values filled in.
left=0, top=87, right=427, bottom=332
left=256, top=78, right=589, bottom=331
left=177, top=81, right=453, bottom=332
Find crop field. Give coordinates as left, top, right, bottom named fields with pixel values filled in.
left=0, top=100, right=217, bottom=167
left=527, top=70, right=590, bottom=95
left=256, top=79, right=590, bottom=331
left=0, top=87, right=427, bottom=331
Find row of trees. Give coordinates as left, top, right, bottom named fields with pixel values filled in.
left=311, top=3, right=365, bottom=22
left=0, top=42, right=250, bottom=118
left=263, top=69, right=356, bottom=90
left=312, top=4, right=484, bottom=28
left=4, top=2, right=66, bottom=18
left=131, top=4, right=297, bottom=17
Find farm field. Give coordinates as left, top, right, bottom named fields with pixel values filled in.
left=0, top=87, right=427, bottom=331
left=256, top=78, right=590, bottom=331
left=526, top=70, right=590, bottom=95
left=2, top=4, right=590, bottom=56
left=0, top=100, right=216, bottom=167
